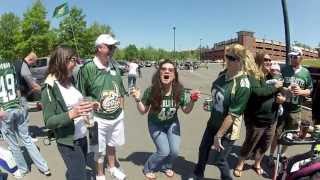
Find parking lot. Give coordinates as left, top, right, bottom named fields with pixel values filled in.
left=0, top=63, right=312, bottom=180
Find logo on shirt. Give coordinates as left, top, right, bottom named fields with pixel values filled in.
left=100, top=82, right=121, bottom=113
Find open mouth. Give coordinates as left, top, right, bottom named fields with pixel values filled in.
left=164, top=75, right=170, bottom=80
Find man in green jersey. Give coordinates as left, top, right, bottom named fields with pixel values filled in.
left=77, top=34, right=126, bottom=180
left=270, top=46, right=313, bottom=158
left=0, top=61, right=50, bottom=178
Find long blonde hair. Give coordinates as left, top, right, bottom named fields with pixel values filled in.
left=225, top=44, right=263, bottom=79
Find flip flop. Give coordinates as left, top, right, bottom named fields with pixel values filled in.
left=233, top=168, right=242, bottom=177
left=144, top=172, right=156, bottom=179
left=164, top=169, right=175, bottom=177
left=253, top=166, right=264, bottom=176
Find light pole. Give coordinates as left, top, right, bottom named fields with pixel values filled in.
left=173, top=26, right=176, bottom=64
left=281, top=0, right=291, bottom=65
left=200, top=38, right=202, bottom=61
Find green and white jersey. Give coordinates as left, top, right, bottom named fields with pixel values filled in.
left=0, top=61, right=20, bottom=111
left=208, top=72, right=250, bottom=135
left=281, top=65, right=313, bottom=112
left=141, top=87, right=189, bottom=125
left=77, top=58, right=126, bottom=120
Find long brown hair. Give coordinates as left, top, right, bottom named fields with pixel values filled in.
left=47, top=45, right=77, bottom=86
left=255, top=51, right=269, bottom=78
left=148, top=59, right=183, bottom=112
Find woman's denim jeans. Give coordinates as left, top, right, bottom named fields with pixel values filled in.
left=0, top=108, right=49, bottom=174
left=143, top=120, right=181, bottom=173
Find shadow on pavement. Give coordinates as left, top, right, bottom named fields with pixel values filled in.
left=119, top=151, right=218, bottom=180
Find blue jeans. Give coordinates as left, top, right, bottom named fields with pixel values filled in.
left=57, top=137, right=88, bottom=180
left=143, top=121, right=181, bottom=173
left=0, top=108, right=49, bottom=174
left=194, top=125, right=235, bottom=180
left=128, top=75, right=137, bottom=89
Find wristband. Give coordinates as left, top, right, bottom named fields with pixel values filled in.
left=135, top=98, right=141, bottom=103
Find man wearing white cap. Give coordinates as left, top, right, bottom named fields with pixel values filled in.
left=270, top=46, right=313, bottom=159
left=77, top=34, right=127, bottom=180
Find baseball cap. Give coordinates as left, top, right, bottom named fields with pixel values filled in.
left=288, top=46, right=303, bottom=56
left=95, top=34, right=120, bottom=47
left=270, top=63, right=280, bottom=71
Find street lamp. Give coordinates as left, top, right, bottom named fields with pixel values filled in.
left=200, top=38, right=202, bottom=61
left=173, top=26, right=176, bottom=64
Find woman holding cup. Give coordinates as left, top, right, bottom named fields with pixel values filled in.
left=131, top=59, right=200, bottom=179
left=41, top=45, right=93, bottom=180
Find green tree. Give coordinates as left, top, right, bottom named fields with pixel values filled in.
left=113, top=48, right=125, bottom=60
left=124, top=44, right=138, bottom=60
left=0, top=13, right=21, bottom=60
left=17, top=0, right=50, bottom=57
left=58, top=6, right=87, bottom=57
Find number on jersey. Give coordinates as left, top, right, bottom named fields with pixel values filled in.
left=0, top=74, right=16, bottom=103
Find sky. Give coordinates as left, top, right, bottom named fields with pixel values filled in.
left=0, top=0, right=319, bottom=51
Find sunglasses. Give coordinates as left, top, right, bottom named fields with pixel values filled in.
left=160, top=67, right=174, bottom=73
left=225, top=54, right=238, bottom=62
left=69, top=57, right=80, bottom=64
left=107, top=45, right=117, bottom=50
left=289, top=55, right=300, bottom=60
left=264, top=58, right=271, bottom=62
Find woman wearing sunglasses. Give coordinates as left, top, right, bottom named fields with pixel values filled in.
left=233, top=52, right=285, bottom=177
left=190, top=44, right=255, bottom=180
left=131, top=59, right=200, bottom=179
left=41, top=45, right=93, bottom=180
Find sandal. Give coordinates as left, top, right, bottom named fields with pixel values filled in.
left=145, top=172, right=156, bottom=179
left=164, top=169, right=175, bottom=177
left=233, top=168, right=242, bottom=177
left=252, top=166, right=264, bottom=176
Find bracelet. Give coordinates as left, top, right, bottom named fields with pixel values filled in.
left=135, top=98, right=141, bottom=103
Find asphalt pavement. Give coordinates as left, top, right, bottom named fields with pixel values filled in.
left=1, top=63, right=312, bottom=180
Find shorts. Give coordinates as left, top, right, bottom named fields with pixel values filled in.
left=275, top=111, right=301, bottom=137
left=90, top=111, right=125, bottom=153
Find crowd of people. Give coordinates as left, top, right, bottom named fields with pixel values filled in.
left=0, top=33, right=316, bottom=180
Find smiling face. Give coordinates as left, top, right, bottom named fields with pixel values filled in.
left=160, top=63, right=176, bottom=85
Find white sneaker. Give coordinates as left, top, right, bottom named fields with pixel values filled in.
left=96, top=175, right=105, bottom=180
left=31, top=137, right=38, bottom=143
left=12, top=170, right=25, bottom=179
left=108, top=167, right=126, bottom=180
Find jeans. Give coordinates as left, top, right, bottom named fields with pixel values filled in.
left=128, top=75, right=137, bottom=89
left=194, top=125, right=235, bottom=180
left=57, top=137, right=88, bottom=180
left=143, top=121, right=181, bottom=173
left=0, top=108, right=49, bottom=174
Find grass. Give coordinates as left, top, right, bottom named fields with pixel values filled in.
left=302, top=59, right=320, bottom=68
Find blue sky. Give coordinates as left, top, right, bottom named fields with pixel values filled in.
left=0, top=0, right=319, bottom=51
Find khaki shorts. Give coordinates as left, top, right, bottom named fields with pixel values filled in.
left=275, top=111, right=301, bottom=137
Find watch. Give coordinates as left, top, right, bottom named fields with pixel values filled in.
left=135, top=98, right=141, bottom=103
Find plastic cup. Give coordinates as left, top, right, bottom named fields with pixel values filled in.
left=81, top=97, right=94, bottom=127
left=203, top=98, right=213, bottom=111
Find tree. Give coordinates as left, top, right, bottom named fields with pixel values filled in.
left=0, top=13, right=21, bottom=60
left=58, top=6, right=87, bottom=57
left=124, top=44, right=138, bottom=60
left=17, top=0, right=51, bottom=57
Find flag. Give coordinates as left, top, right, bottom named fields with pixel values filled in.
left=53, top=2, right=69, bottom=18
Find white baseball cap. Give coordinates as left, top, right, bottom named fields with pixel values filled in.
left=95, top=34, right=120, bottom=47
left=288, top=46, right=303, bottom=56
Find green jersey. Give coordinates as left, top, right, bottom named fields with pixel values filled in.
left=141, top=87, right=189, bottom=125
left=0, top=61, right=20, bottom=111
left=281, top=65, right=313, bottom=112
left=208, top=72, right=251, bottom=138
left=77, top=58, right=126, bottom=120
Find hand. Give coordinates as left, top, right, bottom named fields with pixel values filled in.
left=190, top=90, right=201, bottom=102
left=276, top=93, right=286, bottom=104
left=0, top=111, right=7, bottom=121
left=211, top=136, right=224, bottom=152
left=69, top=101, right=93, bottom=120
left=131, top=87, right=141, bottom=100
left=291, top=85, right=302, bottom=96
left=274, top=80, right=283, bottom=89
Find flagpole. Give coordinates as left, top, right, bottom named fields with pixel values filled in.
left=69, top=19, right=80, bottom=58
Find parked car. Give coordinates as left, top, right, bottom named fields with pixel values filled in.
left=112, top=60, right=128, bottom=76
left=30, top=57, right=50, bottom=85
left=145, top=61, right=152, bottom=67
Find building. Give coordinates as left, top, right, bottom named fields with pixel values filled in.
left=202, top=31, right=319, bottom=62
